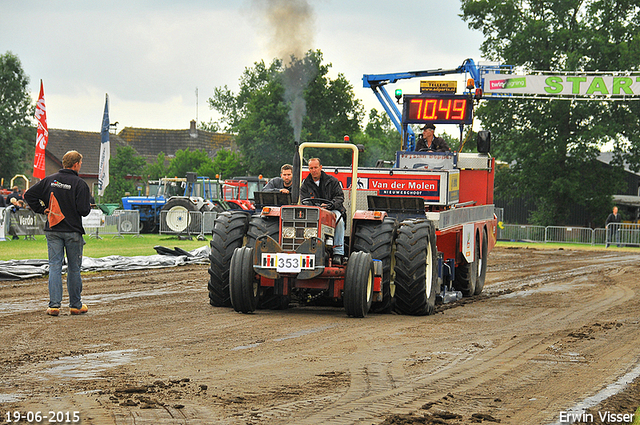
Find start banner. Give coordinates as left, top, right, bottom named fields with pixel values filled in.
left=484, top=73, right=640, bottom=97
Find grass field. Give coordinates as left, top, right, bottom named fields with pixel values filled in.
left=0, top=235, right=634, bottom=262
left=0, top=234, right=210, bottom=261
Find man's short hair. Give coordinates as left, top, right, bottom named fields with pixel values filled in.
left=308, top=158, right=322, bottom=166
left=281, top=164, right=293, bottom=172
left=62, top=151, right=83, bottom=169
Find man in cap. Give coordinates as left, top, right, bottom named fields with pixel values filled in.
left=415, top=123, right=450, bottom=152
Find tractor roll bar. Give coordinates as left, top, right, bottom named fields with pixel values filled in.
left=297, top=142, right=359, bottom=220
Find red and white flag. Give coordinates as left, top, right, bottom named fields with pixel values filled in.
left=33, top=80, right=48, bottom=179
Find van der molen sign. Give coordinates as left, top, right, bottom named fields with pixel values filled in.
left=484, top=73, right=640, bottom=97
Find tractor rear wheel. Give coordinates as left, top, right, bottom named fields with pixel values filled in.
left=344, top=251, right=374, bottom=318
left=162, top=198, right=196, bottom=233
left=229, top=246, right=259, bottom=313
left=208, top=211, right=251, bottom=307
left=394, top=220, right=438, bottom=316
left=352, top=217, right=398, bottom=313
left=246, top=215, right=279, bottom=247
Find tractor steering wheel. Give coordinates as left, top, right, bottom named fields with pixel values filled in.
left=301, top=197, right=333, bottom=209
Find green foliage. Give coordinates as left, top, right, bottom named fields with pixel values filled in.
left=356, top=109, right=400, bottom=167
left=461, top=0, right=640, bottom=226
left=166, top=148, right=213, bottom=179
left=0, top=51, right=34, bottom=185
left=101, top=145, right=146, bottom=205
left=207, top=149, right=246, bottom=179
left=144, top=152, right=169, bottom=180
left=207, top=50, right=365, bottom=177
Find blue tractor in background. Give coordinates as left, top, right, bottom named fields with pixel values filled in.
left=122, top=172, right=227, bottom=233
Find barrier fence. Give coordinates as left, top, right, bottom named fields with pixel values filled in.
left=498, top=223, right=640, bottom=247
left=3, top=205, right=638, bottom=247
left=159, top=210, right=218, bottom=238
left=83, top=210, right=141, bottom=238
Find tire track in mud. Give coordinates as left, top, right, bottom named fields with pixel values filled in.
left=244, top=252, right=640, bottom=424
left=484, top=253, right=640, bottom=294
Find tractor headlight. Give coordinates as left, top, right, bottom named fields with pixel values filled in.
left=282, top=227, right=296, bottom=239
left=304, top=227, right=318, bottom=239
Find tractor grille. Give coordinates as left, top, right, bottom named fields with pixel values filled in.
left=281, top=207, right=319, bottom=251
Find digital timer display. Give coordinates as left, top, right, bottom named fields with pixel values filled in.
left=403, top=94, right=473, bottom=125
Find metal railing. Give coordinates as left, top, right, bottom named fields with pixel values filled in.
left=159, top=210, right=218, bottom=238
left=84, top=210, right=141, bottom=238
left=606, top=223, right=640, bottom=247
left=498, top=223, right=640, bottom=247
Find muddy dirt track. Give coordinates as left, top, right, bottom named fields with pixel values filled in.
left=1, top=246, right=640, bottom=425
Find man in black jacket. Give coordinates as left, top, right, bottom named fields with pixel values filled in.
left=415, top=123, right=450, bottom=152
left=6, top=186, right=23, bottom=204
left=24, top=150, right=92, bottom=316
left=300, top=158, right=346, bottom=265
left=605, top=206, right=623, bottom=248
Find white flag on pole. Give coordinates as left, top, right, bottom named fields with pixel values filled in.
left=98, top=94, right=110, bottom=197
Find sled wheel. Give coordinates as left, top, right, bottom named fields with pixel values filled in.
left=474, top=228, right=489, bottom=295
left=454, top=232, right=478, bottom=297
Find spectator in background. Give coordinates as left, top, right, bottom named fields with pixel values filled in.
left=8, top=198, right=26, bottom=239
left=0, top=192, right=5, bottom=208
left=6, top=186, right=22, bottom=204
left=24, top=150, right=92, bottom=316
left=9, top=198, right=24, bottom=212
left=605, top=206, right=623, bottom=248
left=416, top=123, right=450, bottom=152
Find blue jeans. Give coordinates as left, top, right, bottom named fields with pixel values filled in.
left=46, top=231, right=85, bottom=309
left=332, top=210, right=345, bottom=256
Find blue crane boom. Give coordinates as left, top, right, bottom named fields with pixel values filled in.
left=363, top=58, right=508, bottom=148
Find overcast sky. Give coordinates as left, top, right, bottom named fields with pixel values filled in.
left=1, top=0, right=485, bottom=134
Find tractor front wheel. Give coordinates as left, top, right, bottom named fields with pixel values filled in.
left=352, top=217, right=398, bottom=313
left=344, top=251, right=374, bottom=318
left=229, top=246, right=259, bottom=313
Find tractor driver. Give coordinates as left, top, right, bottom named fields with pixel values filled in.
left=416, top=123, right=450, bottom=152
left=300, top=158, right=346, bottom=265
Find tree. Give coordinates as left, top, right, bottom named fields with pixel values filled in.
left=0, top=51, right=34, bottom=184
left=166, top=148, right=214, bottom=179
left=461, top=0, right=640, bottom=226
left=208, top=50, right=364, bottom=177
left=207, top=149, right=246, bottom=179
left=355, top=109, right=399, bottom=167
left=144, top=152, right=169, bottom=180
left=101, top=145, right=146, bottom=205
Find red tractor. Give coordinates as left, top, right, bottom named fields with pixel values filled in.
left=207, top=138, right=496, bottom=317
